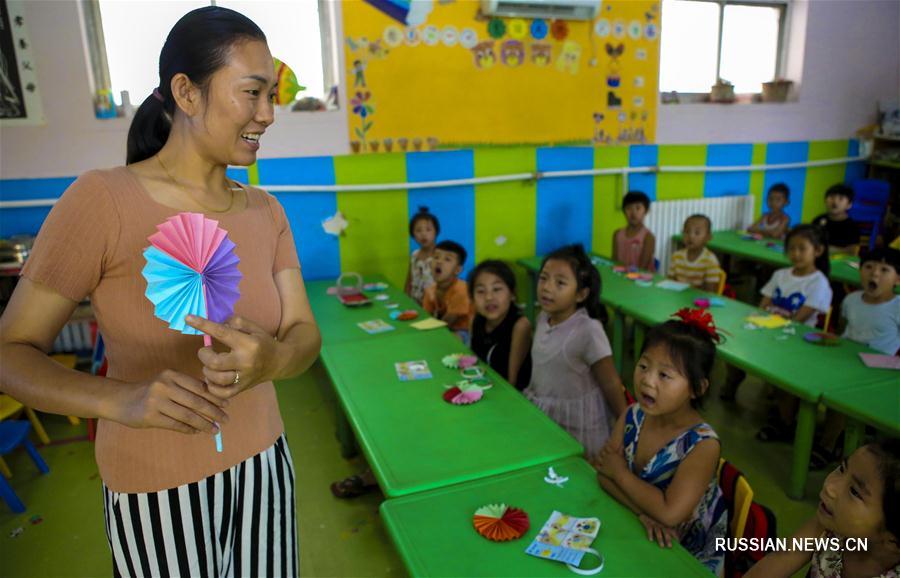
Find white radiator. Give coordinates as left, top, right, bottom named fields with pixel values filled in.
left=647, top=195, right=755, bottom=275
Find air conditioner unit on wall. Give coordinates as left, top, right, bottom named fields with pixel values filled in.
left=481, top=0, right=602, bottom=21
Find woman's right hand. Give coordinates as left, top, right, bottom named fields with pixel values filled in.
left=112, top=370, right=229, bottom=434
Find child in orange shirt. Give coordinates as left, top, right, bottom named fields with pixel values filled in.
left=423, top=240, right=473, bottom=341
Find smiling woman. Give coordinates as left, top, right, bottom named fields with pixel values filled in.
left=0, top=7, right=320, bottom=577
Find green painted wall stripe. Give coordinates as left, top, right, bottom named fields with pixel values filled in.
left=750, top=144, right=767, bottom=219
left=594, top=145, right=629, bottom=259
left=803, top=140, right=848, bottom=224
left=656, top=145, right=707, bottom=201
left=474, top=147, right=537, bottom=297
left=334, top=153, right=409, bottom=287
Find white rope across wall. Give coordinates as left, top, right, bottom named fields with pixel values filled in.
left=0, top=155, right=866, bottom=209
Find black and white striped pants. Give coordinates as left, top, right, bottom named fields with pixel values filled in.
left=103, top=434, right=297, bottom=577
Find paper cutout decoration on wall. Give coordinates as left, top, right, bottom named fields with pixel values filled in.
left=473, top=504, right=530, bottom=541
left=364, top=0, right=433, bottom=26
left=322, top=211, right=349, bottom=236
left=142, top=212, right=242, bottom=454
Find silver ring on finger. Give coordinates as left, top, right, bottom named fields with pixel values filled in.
left=232, top=370, right=240, bottom=385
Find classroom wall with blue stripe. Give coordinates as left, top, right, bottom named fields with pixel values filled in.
left=0, top=139, right=864, bottom=286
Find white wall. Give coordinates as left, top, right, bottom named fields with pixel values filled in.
left=1, top=0, right=897, bottom=181
left=656, top=0, right=900, bottom=143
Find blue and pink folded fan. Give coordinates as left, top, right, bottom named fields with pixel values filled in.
left=142, top=212, right=242, bottom=452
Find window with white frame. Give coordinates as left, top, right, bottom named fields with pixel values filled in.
left=83, top=0, right=337, bottom=111
left=659, top=0, right=788, bottom=96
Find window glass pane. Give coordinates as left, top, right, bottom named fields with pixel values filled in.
left=659, top=0, right=720, bottom=93
left=720, top=4, right=780, bottom=93
left=217, top=0, right=325, bottom=98
left=99, top=1, right=208, bottom=105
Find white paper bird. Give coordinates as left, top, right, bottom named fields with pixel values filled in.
left=544, top=467, right=569, bottom=488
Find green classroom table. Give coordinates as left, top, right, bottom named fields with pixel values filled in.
left=517, top=255, right=894, bottom=499
left=822, top=381, right=900, bottom=457
left=673, top=230, right=896, bottom=291
left=305, top=275, right=427, bottom=345
left=381, top=456, right=713, bottom=577
left=319, top=329, right=584, bottom=498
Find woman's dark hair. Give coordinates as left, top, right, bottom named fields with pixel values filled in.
left=468, top=259, right=517, bottom=300
left=622, top=191, right=651, bottom=211
left=409, top=206, right=440, bottom=237
left=866, top=438, right=900, bottom=541
left=126, top=6, right=267, bottom=164
left=540, top=244, right=607, bottom=323
left=640, top=319, right=717, bottom=408
left=785, top=224, right=830, bottom=276
left=769, top=182, right=790, bottom=202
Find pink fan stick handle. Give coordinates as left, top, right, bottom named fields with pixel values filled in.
left=202, top=290, right=223, bottom=453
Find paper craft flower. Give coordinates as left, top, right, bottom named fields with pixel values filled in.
left=142, top=213, right=241, bottom=344
left=142, top=212, right=240, bottom=454
left=441, top=353, right=479, bottom=369
left=443, top=386, right=483, bottom=405
left=473, top=504, right=530, bottom=541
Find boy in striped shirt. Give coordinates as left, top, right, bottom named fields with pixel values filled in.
left=669, top=214, right=722, bottom=293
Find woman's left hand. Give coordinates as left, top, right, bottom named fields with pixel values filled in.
left=185, top=315, right=278, bottom=399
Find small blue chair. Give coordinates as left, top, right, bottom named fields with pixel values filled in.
left=850, top=179, right=891, bottom=251
left=0, top=421, right=50, bottom=513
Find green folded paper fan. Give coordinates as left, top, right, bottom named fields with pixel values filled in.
left=473, top=503, right=530, bottom=542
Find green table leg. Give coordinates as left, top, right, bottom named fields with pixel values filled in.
left=634, top=322, right=645, bottom=361
left=790, top=400, right=816, bottom=499
left=843, top=419, right=864, bottom=458
left=612, top=310, right=624, bottom=375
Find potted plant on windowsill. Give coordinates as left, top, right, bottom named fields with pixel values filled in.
left=762, top=78, right=793, bottom=102
left=710, top=78, right=735, bottom=103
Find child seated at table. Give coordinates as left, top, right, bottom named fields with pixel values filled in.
left=809, top=247, right=900, bottom=470
left=748, top=183, right=791, bottom=239
left=812, top=183, right=860, bottom=256
left=405, top=206, right=439, bottom=304
left=524, top=244, right=627, bottom=457
left=593, top=309, right=727, bottom=576
left=722, top=225, right=833, bottom=404
left=468, top=259, right=532, bottom=390
left=613, top=191, right=656, bottom=271
left=841, top=247, right=900, bottom=355
left=423, top=240, right=473, bottom=342
left=745, top=439, right=900, bottom=578
left=669, top=214, right=722, bottom=293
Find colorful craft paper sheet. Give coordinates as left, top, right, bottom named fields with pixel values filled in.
left=746, top=315, right=791, bottom=329
left=525, top=511, right=600, bottom=566
left=395, top=360, right=432, bottom=381
left=358, top=319, right=395, bottom=334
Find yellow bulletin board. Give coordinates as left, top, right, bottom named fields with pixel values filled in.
left=342, top=0, right=659, bottom=152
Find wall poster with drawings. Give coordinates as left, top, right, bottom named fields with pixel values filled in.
left=1, top=0, right=44, bottom=126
